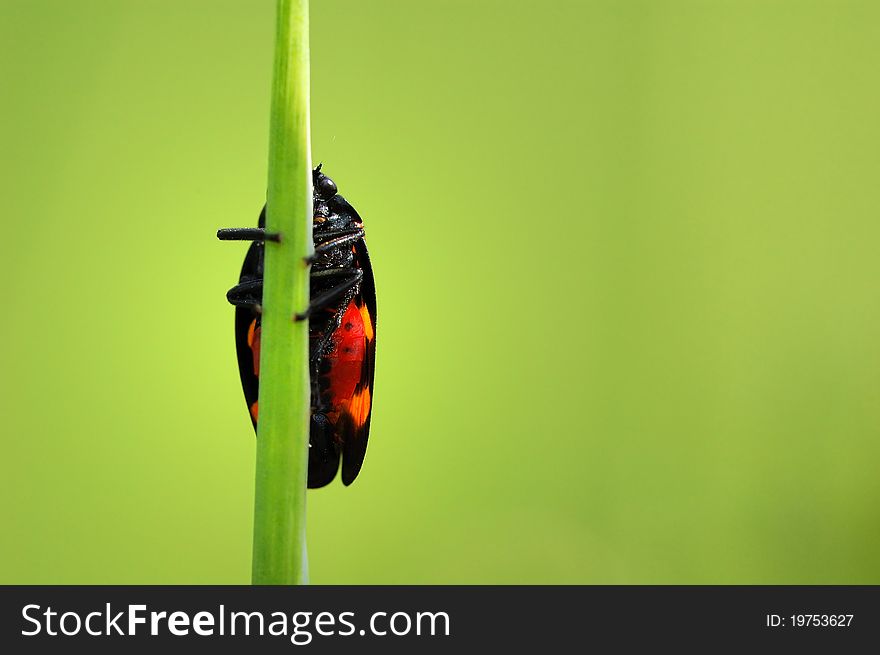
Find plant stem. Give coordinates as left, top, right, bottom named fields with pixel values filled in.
left=252, top=0, right=311, bottom=585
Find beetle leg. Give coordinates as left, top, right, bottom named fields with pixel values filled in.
left=295, top=268, right=363, bottom=322
left=314, top=227, right=364, bottom=246
left=305, top=228, right=365, bottom=264
left=226, top=278, right=263, bottom=306
left=217, top=227, right=280, bottom=242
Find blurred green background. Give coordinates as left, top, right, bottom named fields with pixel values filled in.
left=2, top=0, right=879, bottom=584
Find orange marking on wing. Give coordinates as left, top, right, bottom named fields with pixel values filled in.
left=359, top=302, right=374, bottom=342
left=250, top=323, right=262, bottom=376
left=325, top=301, right=366, bottom=405
left=250, top=401, right=259, bottom=422
left=345, top=386, right=372, bottom=431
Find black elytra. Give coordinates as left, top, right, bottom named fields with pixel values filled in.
left=217, top=166, right=376, bottom=487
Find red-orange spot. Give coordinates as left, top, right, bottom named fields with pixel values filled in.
left=250, top=323, right=262, bottom=376
left=250, top=401, right=259, bottom=421
left=359, top=302, right=374, bottom=342
left=344, top=386, right=372, bottom=430
left=325, top=300, right=366, bottom=409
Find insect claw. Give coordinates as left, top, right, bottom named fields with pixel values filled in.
left=294, top=309, right=310, bottom=322
left=304, top=254, right=316, bottom=265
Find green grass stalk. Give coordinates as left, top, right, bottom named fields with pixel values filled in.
left=251, top=0, right=312, bottom=585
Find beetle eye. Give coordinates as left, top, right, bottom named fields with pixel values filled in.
left=316, top=175, right=337, bottom=199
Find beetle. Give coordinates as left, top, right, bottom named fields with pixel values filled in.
left=217, top=165, right=376, bottom=487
